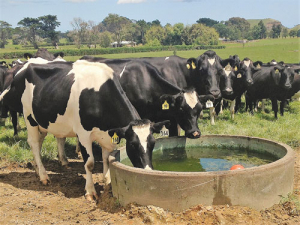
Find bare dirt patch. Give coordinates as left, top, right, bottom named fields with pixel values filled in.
left=1, top=148, right=299, bottom=225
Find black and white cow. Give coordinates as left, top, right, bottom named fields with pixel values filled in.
left=0, top=58, right=169, bottom=201
left=219, top=57, right=260, bottom=119
left=24, top=48, right=65, bottom=61
left=246, top=63, right=299, bottom=118
left=82, top=58, right=203, bottom=138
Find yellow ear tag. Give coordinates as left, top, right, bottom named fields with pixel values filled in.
left=275, top=69, right=280, bottom=74
left=162, top=100, right=169, bottom=110
left=27, top=56, right=30, bottom=60
left=111, top=132, right=119, bottom=144
left=234, top=66, right=238, bottom=71
left=192, top=61, right=196, bottom=69
left=186, top=64, right=191, bottom=69
left=237, top=73, right=242, bottom=78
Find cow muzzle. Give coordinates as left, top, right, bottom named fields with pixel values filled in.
left=186, top=130, right=201, bottom=139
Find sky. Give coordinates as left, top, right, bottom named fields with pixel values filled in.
left=0, top=0, right=299, bottom=32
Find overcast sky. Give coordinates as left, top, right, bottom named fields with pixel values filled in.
left=1, top=0, right=299, bottom=32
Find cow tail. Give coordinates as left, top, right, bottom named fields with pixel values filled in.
left=0, top=85, right=11, bottom=101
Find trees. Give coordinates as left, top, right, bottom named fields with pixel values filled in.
left=0, top=21, right=12, bottom=48
left=17, top=17, right=41, bottom=49
left=102, top=14, right=131, bottom=47
left=225, top=17, right=250, bottom=39
left=196, top=18, right=219, bottom=27
left=271, top=24, right=282, bottom=38
left=258, top=20, right=267, bottom=39
left=17, top=15, right=60, bottom=49
left=69, top=17, right=89, bottom=48
left=182, top=24, right=219, bottom=45
left=289, top=29, right=297, bottom=38
left=39, top=15, right=60, bottom=47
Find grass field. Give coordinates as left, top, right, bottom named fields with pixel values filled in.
left=0, top=38, right=299, bottom=165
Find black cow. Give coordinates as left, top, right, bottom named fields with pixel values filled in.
left=24, top=48, right=65, bottom=61
left=0, top=58, right=169, bottom=201
left=246, top=64, right=299, bottom=118
left=118, top=60, right=203, bottom=138
left=82, top=51, right=231, bottom=125
left=82, top=58, right=203, bottom=138
left=220, top=57, right=260, bottom=118
left=288, top=73, right=300, bottom=101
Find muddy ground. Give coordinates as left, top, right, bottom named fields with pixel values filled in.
left=0, top=147, right=299, bottom=225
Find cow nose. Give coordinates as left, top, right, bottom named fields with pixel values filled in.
left=225, top=88, right=233, bottom=95
left=210, top=90, right=221, bottom=99
left=284, top=84, right=292, bottom=89
left=186, top=130, right=201, bottom=139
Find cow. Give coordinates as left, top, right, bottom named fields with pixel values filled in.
left=81, top=58, right=203, bottom=138
left=245, top=63, right=299, bottom=118
left=288, top=73, right=300, bottom=101
left=219, top=57, right=260, bottom=119
left=0, top=58, right=169, bottom=201
left=82, top=50, right=230, bottom=125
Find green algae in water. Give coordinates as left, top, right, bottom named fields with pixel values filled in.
left=121, top=146, right=279, bottom=172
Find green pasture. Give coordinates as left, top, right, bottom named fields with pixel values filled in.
left=0, top=37, right=299, bottom=165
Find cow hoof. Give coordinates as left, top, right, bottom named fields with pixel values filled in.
left=63, top=165, right=71, bottom=170
left=40, top=179, right=50, bottom=185
left=85, top=193, right=99, bottom=202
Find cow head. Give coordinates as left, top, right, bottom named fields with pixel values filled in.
left=272, top=65, right=295, bottom=90
left=187, top=51, right=222, bottom=100
left=237, top=58, right=260, bottom=88
left=108, top=119, right=170, bottom=170
left=159, top=89, right=202, bottom=139
left=219, top=58, right=237, bottom=97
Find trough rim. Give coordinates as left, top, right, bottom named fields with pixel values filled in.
left=109, top=134, right=295, bottom=178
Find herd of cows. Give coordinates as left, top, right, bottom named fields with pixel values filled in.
left=0, top=48, right=299, bottom=201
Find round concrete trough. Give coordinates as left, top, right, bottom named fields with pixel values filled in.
left=108, top=135, right=295, bottom=212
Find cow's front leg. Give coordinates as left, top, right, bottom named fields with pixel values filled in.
left=25, top=121, right=49, bottom=185
left=279, top=100, right=285, bottom=116
left=271, top=99, right=278, bottom=119
left=102, top=148, right=111, bottom=185
left=210, top=107, right=216, bottom=125
left=230, top=99, right=236, bottom=120
left=56, top=137, right=69, bottom=167
left=78, top=138, right=98, bottom=201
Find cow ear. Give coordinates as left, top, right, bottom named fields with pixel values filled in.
left=253, top=61, right=263, bottom=68
left=108, top=127, right=127, bottom=144
left=272, top=66, right=282, bottom=85
left=151, top=120, right=171, bottom=133
left=186, top=58, right=197, bottom=70
left=24, top=53, right=33, bottom=60
left=160, top=94, right=176, bottom=110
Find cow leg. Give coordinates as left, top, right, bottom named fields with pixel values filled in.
left=210, top=107, right=216, bottom=125
left=271, top=99, right=278, bottom=119
left=77, top=138, right=98, bottom=201
left=75, top=138, right=82, bottom=159
left=102, top=148, right=111, bottom=185
left=25, top=121, right=49, bottom=185
left=56, top=137, right=69, bottom=167
left=219, top=99, right=223, bottom=115
left=280, top=100, right=285, bottom=116
left=235, top=96, right=241, bottom=113
left=230, top=99, right=236, bottom=120
left=168, top=119, right=179, bottom=136
left=10, top=110, right=18, bottom=136
left=199, top=110, right=204, bottom=119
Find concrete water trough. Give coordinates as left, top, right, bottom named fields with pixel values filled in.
left=108, top=135, right=295, bottom=212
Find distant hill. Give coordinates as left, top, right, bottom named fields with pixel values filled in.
left=247, top=18, right=282, bottom=31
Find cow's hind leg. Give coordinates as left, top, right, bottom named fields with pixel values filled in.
left=102, top=148, right=111, bottom=185
left=11, top=110, right=18, bottom=136
left=25, top=121, right=49, bottom=185
left=78, top=138, right=98, bottom=201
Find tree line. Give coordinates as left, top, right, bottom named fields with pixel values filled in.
left=0, top=14, right=299, bottom=49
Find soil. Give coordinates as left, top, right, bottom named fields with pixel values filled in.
left=0, top=147, right=299, bottom=225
